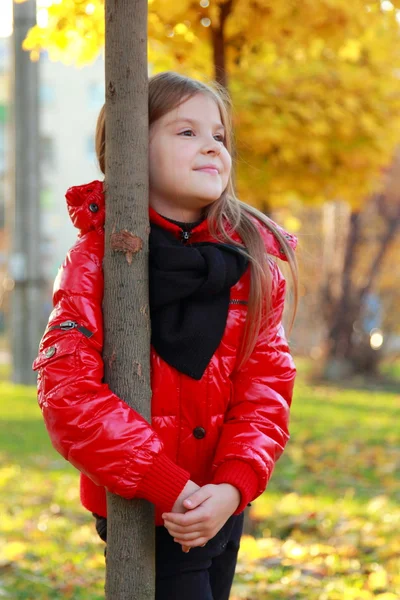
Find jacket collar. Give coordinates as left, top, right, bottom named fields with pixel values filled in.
left=65, top=179, right=297, bottom=260
left=148, top=204, right=209, bottom=243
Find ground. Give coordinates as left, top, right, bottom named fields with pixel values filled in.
left=0, top=359, right=399, bottom=599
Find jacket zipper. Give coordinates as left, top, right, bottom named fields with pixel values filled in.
left=181, top=230, right=192, bottom=243
left=47, top=320, right=94, bottom=338
left=229, top=299, right=248, bottom=305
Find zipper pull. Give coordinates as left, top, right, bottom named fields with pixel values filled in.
left=76, top=324, right=94, bottom=338
left=48, top=320, right=93, bottom=338
left=59, top=320, right=76, bottom=331
left=181, top=230, right=191, bottom=243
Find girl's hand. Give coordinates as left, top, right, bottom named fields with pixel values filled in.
left=162, top=483, right=241, bottom=549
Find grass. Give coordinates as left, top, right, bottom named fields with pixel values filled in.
left=0, top=359, right=399, bottom=599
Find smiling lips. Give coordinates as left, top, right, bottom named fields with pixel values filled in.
left=195, top=165, right=220, bottom=175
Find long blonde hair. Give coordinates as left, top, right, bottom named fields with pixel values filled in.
left=95, top=71, right=298, bottom=370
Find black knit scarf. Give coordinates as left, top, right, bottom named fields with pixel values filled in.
left=149, top=223, right=249, bottom=380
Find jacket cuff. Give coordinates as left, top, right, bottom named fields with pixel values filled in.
left=211, top=460, right=259, bottom=514
left=135, top=452, right=191, bottom=514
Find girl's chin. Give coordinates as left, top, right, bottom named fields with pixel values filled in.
left=170, top=185, right=223, bottom=203
left=197, top=195, right=222, bottom=205
left=194, top=185, right=223, bottom=200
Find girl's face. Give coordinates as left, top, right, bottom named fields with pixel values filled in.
left=149, top=93, right=232, bottom=221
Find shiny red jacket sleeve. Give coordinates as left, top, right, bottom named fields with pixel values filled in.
left=32, top=231, right=190, bottom=514
left=211, top=260, right=296, bottom=513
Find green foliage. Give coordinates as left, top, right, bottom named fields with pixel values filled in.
left=0, top=362, right=399, bottom=598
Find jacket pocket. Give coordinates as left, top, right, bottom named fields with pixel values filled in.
left=33, top=335, right=82, bottom=371
left=33, top=335, right=82, bottom=401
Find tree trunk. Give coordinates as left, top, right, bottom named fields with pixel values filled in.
left=211, top=0, right=233, bottom=89
left=323, top=210, right=361, bottom=378
left=103, top=1, right=153, bottom=598
left=322, top=187, right=400, bottom=380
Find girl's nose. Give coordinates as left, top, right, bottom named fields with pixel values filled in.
left=203, top=139, right=221, bottom=154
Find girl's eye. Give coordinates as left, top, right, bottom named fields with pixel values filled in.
left=179, top=130, right=194, bottom=137
left=179, top=130, right=225, bottom=143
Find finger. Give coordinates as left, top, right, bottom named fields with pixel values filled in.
left=164, top=521, right=203, bottom=535
left=167, top=526, right=200, bottom=539
left=165, top=523, right=200, bottom=537
left=177, top=537, right=208, bottom=549
left=181, top=542, right=206, bottom=552
left=163, top=507, right=207, bottom=527
left=173, top=531, right=202, bottom=542
left=182, top=486, right=214, bottom=510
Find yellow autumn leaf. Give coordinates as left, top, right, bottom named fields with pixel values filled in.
left=282, top=539, right=307, bottom=560
left=174, top=23, right=188, bottom=35
left=0, top=465, right=21, bottom=487
left=368, top=569, right=389, bottom=591
left=238, top=535, right=266, bottom=562
left=1, top=541, right=27, bottom=561
left=282, top=215, right=302, bottom=232
left=339, top=39, right=362, bottom=61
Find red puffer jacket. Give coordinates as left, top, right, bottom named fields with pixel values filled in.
left=32, top=180, right=297, bottom=527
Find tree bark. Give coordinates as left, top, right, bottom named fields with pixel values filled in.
left=103, top=1, right=153, bottom=598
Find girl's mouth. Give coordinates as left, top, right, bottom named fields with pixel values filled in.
left=195, top=168, right=219, bottom=175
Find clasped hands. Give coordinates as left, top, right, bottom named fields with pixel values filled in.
left=162, top=481, right=241, bottom=553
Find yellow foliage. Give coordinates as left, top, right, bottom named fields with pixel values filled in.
left=367, top=495, right=390, bottom=513
left=0, top=541, right=27, bottom=561
left=282, top=539, right=308, bottom=560
left=368, top=569, right=389, bottom=592
left=17, top=0, right=400, bottom=206
left=174, top=23, right=189, bottom=35
left=339, top=39, right=362, bottom=62
left=238, top=534, right=268, bottom=562
left=0, top=464, right=21, bottom=487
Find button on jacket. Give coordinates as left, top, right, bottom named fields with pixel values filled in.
left=32, top=179, right=298, bottom=527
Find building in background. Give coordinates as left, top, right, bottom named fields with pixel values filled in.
left=0, top=32, right=104, bottom=283
left=0, top=27, right=105, bottom=346
left=39, top=51, right=104, bottom=281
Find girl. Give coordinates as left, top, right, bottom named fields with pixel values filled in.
left=33, top=71, right=298, bottom=600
